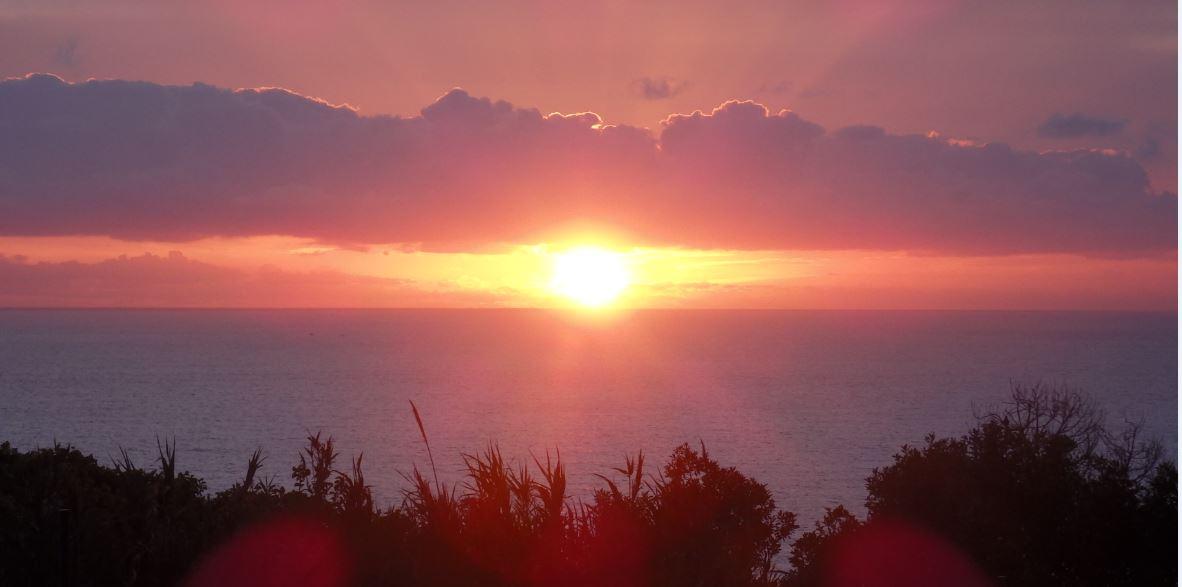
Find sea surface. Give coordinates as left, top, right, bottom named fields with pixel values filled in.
left=0, top=309, right=1175, bottom=527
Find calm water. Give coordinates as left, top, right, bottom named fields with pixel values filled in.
left=0, top=309, right=1175, bottom=526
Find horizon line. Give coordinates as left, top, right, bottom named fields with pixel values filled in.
left=0, top=306, right=1175, bottom=314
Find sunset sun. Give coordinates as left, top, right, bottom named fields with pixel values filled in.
left=549, top=246, right=630, bottom=307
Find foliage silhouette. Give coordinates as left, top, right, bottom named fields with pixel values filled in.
left=0, top=384, right=1173, bottom=586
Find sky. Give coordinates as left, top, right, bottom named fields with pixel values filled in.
left=0, top=0, right=1176, bottom=309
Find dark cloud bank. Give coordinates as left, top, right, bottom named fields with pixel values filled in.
left=0, top=74, right=1174, bottom=256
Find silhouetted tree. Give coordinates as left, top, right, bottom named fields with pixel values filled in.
left=782, top=383, right=1177, bottom=587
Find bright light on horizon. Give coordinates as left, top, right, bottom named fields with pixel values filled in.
left=548, top=246, right=631, bottom=308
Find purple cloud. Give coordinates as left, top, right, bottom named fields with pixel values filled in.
left=0, top=74, right=1174, bottom=256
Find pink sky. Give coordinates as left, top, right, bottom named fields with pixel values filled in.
left=0, top=0, right=1175, bottom=309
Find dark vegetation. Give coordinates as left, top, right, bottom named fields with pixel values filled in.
left=0, top=385, right=1174, bottom=586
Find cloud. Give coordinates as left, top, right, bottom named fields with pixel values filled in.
left=1136, top=120, right=1176, bottom=161
left=630, top=76, right=688, bottom=100
left=0, top=74, right=1174, bottom=256
left=52, top=37, right=80, bottom=68
left=0, top=251, right=514, bottom=307
left=1037, top=113, right=1127, bottom=139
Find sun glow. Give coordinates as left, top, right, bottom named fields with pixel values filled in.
left=549, top=246, right=631, bottom=307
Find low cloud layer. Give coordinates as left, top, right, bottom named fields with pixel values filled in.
left=1, top=249, right=1172, bottom=310
left=0, top=252, right=509, bottom=307
left=1037, top=113, right=1127, bottom=139
left=0, top=74, right=1174, bottom=256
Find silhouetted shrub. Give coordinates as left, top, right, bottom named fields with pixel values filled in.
left=0, top=439, right=214, bottom=585
left=782, top=506, right=862, bottom=587
left=648, top=444, right=798, bottom=587
left=0, top=433, right=796, bottom=586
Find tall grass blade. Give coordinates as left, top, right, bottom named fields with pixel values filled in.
left=410, top=400, right=440, bottom=491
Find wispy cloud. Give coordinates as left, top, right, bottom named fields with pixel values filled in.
left=631, top=76, right=688, bottom=100
left=1037, top=113, right=1127, bottom=139
left=0, top=251, right=518, bottom=307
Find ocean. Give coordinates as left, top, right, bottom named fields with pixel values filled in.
left=0, top=309, right=1175, bottom=527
